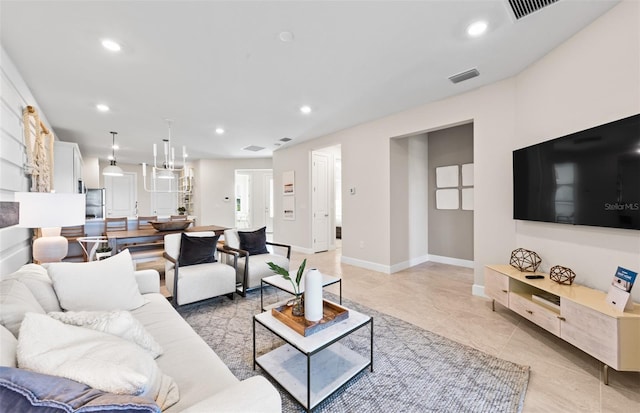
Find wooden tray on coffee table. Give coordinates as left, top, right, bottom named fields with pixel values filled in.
left=271, top=299, right=349, bottom=336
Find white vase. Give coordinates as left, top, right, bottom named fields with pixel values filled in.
left=304, top=268, right=323, bottom=322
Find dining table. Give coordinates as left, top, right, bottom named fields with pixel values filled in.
left=106, top=224, right=227, bottom=253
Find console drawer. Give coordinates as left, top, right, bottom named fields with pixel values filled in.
left=485, top=268, right=509, bottom=308
left=509, top=292, right=561, bottom=336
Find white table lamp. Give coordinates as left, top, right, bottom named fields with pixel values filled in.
left=15, top=192, right=85, bottom=263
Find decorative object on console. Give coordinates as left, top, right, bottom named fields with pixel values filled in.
left=141, top=119, right=193, bottom=194
left=102, top=131, right=123, bottom=177
left=267, top=258, right=306, bottom=317
left=15, top=192, right=85, bottom=263
left=304, top=268, right=323, bottom=322
left=509, top=248, right=541, bottom=272
left=549, top=265, right=576, bottom=285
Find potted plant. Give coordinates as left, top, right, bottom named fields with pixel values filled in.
left=267, top=258, right=306, bottom=316
left=177, top=207, right=187, bottom=215
left=95, top=245, right=112, bottom=261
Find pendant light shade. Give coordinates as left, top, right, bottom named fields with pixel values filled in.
left=103, top=131, right=124, bottom=177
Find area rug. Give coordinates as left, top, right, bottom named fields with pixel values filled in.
left=178, top=288, right=529, bottom=413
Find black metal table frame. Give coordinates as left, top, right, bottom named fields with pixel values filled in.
left=253, top=314, right=373, bottom=412
left=260, top=276, right=342, bottom=312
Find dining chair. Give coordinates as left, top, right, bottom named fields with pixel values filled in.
left=60, top=225, right=87, bottom=261
left=137, top=215, right=158, bottom=229
left=170, top=215, right=188, bottom=221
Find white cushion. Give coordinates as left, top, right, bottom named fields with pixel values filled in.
left=17, top=313, right=179, bottom=410
left=0, top=324, right=17, bottom=367
left=0, top=279, right=46, bottom=337
left=48, top=310, right=163, bottom=359
left=47, top=250, right=146, bottom=311
left=223, top=229, right=240, bottom=249
left=4, top=264, right=61, bottom=313
left=239, top=253, right=290, bottom=289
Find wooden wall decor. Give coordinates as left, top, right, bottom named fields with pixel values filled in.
left=0, top=202, right=19, bottom=228
left=509, top=248, right=542, bottom=272
left=23, top=105, right=54, bottom=192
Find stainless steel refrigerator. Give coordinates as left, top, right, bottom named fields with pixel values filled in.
left=85, top=188, right=105, bottom=219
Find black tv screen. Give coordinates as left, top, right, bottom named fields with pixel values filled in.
left=513, top=114, right=640, bottom=230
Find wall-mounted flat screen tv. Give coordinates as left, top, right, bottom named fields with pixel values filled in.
left=513, top=114, right=640, bottom=230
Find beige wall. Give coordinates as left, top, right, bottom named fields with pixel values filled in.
left=512, top=1, right=640, bottom=299
left=427, top=124, right=474, bottom=262
left=195, top=158, right=272, bottom=228
left=272, top=1, right=640, bottom=300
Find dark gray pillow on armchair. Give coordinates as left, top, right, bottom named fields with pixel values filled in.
left=178, top=233, right=219, bottom=267
left=238, top=227, right=269, bottom=255
left=0, top=366, right=160, bottom=412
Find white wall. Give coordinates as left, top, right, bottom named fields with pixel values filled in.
left=512, top=1, right=640, bottom=301
left=195, top=158, right=272, bottom=228
left=390, top=133, right=429, bottom=272
left=272, top=1, right=640, bottom=301
left=0, top=47, right=55, bottom=273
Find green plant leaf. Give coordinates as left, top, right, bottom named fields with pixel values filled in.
left=295, top=258, right=306, bottom=286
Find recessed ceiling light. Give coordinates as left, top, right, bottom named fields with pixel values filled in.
left=300, top=105, right=312, bottom=114
left=101, top=39, right=121, bottom=52
left=279, top=31, right=294, bottom=42
left=467, top=21, right=488, bottom=37
left=96, top=103, right=110, bottom=112
left=215, top=127, right=225, bottom=135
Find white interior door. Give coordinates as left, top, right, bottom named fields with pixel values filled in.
left=151, top=173, right=179, bottom=216
left=312, top=152, right=330, bottom=252
left=105, top=172, right=136, bottom=218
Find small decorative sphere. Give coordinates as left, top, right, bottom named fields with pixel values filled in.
left=509, top=248, right=542, bottom=272
left=550, top=265, right=576, bottom=285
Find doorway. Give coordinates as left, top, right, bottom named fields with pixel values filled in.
left=105, top=172, right=137, bottom=218
left=235, top=169, right=273, bottom=232
left=311, top=145, right=341, bottom=253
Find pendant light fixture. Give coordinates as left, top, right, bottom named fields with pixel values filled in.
left=141, top=119, right=192, bottom=193
left=102, top=131, right=124, bottom=176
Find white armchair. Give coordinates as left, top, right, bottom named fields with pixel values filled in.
left=223, top=228, right=291, bottom=296
left=164, top=231, right=237, bottom=306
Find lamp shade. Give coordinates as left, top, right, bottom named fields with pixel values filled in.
left=103, top=162, right=124, bottom=177
left=15, top=192, right=86, bottom=228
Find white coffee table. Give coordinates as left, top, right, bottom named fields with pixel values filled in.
left=253, top=304, right=373, bottom=412
left=260, top=272, right=342, bottom=311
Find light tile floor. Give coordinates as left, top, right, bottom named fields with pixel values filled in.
left=149, top=245, right=639, bottom=412
left=289, top=246, right=640, bottom=413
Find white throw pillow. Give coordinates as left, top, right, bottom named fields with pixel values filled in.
left=0, top=279, right=46, bottom=337
left=17, top=313, right=179, bottom=410
left=49, top=310, right=163, bottom=358
left=47, top=250, right=146, bottom=311
left=5, top=264, right=61, bottom=312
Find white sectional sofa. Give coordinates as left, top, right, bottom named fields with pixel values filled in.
left=0, top=251, right=281, bottom=412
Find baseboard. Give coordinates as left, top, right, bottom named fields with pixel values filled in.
left=290, top=245, right=315, bottom=255
left=341, top=255, right=391, bottom=274
left=427, top=254, right=474, bottom=269
left=472, top=284, right=486, bottom=298
left=389, top=254, right=430, bottom=273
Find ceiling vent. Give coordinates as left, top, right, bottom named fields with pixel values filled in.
left=448, top=68, right=480, bottom=84
left=243, top=145, right=265, bottom=152
left=508, top=0, right=559, bottom=20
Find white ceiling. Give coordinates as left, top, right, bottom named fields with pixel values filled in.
left=1, top=0, right=618, bottom=165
